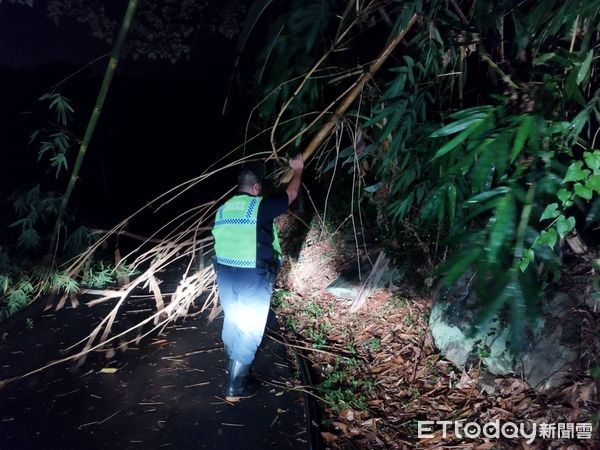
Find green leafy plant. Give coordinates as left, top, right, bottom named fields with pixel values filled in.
left=9, top=185, right=61, bottom=250
left=319, top=356, right=374, bottom=413
left=0, top=257, right=135, bottom=320
left=306, top=327, right=328, bottom=349
left=272, top=288, right=292, bottom=307
left=31, top=92, right=75, bottom=178
left=304, top=300, right=324, bottom=319
left=239, top=0, right=600, bottom=350
left=367, top=337, right=381, bottom=351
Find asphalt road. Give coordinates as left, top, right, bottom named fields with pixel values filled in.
left=0, top=289, right=308, bottom=450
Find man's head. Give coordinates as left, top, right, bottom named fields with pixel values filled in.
left=237, top=167, right=263, bottom=196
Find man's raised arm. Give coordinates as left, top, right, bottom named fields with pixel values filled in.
left=285, top=154, right=304, bottom=205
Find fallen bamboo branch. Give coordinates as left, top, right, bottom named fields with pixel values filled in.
left=0, top=11, right=421, bottom=390
left=0, top=265, right=219, bottom=388
left=90, top=228, right=186, bottom=245
left=281, top=12, right=419, bottom=182
left=269, top=3, right=359, bottom=161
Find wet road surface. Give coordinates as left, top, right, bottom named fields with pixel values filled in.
left=0, top=293, right=308, bottom=450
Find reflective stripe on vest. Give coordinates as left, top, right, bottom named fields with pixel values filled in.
left=212, top=195, right=282, bottom=268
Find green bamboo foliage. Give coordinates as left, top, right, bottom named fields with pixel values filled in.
left=50, top=0, right=139, bottom=257
left=241, top=0, right=600, bottom=345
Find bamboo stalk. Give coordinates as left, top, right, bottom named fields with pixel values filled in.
left=480, top=52, right=518, bottom=89
left=50, top=0, right=139, bottom=256
left=569, top=15, right=579, bottom=52
left=281, top=12, right=419, bottom=182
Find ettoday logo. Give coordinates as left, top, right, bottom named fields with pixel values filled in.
left=417, top=420, right=593, bottom=443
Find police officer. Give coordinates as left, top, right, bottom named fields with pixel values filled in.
left=212, top=155, right=304, bottom=401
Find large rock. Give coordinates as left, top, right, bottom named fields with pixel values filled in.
left=429, top=271, right=580, bottom=391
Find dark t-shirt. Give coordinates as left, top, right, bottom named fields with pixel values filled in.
left=238, top=192, right=289, bottom=261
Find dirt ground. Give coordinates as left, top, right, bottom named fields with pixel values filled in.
left=274, top=219, right=600, bottom=450
left=274, top=285, right=599, bottom=449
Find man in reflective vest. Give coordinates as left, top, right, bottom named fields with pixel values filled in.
left=212, top=155, right=304, bottom=402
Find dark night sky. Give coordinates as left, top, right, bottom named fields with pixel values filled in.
left=0, top=2, right=244, bottom=232
left=0, top=3, right=107, bottom=68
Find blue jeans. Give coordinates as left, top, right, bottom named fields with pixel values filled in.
left=215, top=264, right=275, bottom=365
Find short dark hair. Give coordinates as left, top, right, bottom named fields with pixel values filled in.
left=237, top=167, right=262, bottom=189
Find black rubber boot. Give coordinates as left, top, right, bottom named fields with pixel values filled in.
left=225, top=359, right=260, bottom=402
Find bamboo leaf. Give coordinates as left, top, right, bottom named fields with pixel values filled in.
left=493, top=132, right=512, bottom=178
left=511, top=115, right=533, bottom=163
left=487, top=194, right=516, bottom=263
left=50, top=154, right=68, bottom=177
left=533, top=52, right=555, bottom=66
left=18, top=228, right=40, bottom=249
left=430, top=113, right=488, bottom=137
left=577, top=50, right=593, bottom=85
left=565, top=67, right=579, bottom=101
left=382, top=73, right=407, bottom=100
left=465, top=186, right=510, bottom=204
left=378, top=111, right=404, bottom=142
left=471, top=139, right=495, bottom=191
left=569, top=108, right=591, bottom=141
left=447, top=184, right=457, bottom=223
left=38, top=141, right=54, bottom=161
left=533, top=52, right=571, bottom=67
left=28, top=129, right=41, bottom=145
left=391, top=4, right=416, bottom=38
left=390, top=192, right=414, bottom=219
left=550, top=121, right=570, bottom=134
left=432, top=119, right=484, bottom=160
left=9, top=218, right=29, bottom=229
left=448, top=105, right=493, bottom=119
left=458, top=197, right=502, bottom=227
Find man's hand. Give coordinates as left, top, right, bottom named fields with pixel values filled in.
left=285, top=154, right=304, bottom=205
left=288, top=154, right=304, bottom=172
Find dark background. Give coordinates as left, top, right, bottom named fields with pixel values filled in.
left=0, top=2, right=251, bottom=234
